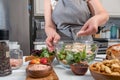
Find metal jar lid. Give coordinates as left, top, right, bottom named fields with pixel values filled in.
left=0, top=30, right=9, bottom=40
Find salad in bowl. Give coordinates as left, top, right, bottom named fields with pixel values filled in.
left=55, top=41, right=99, bottom=68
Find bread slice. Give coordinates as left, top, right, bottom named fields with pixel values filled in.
left=106, top=44, right=120, bottom=60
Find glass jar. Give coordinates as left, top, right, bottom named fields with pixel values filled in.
left=0, top=30, right=12, bottom=76
left=10, top=43, right=23, bottom=70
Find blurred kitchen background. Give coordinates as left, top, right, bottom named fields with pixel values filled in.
left=1, top=0, right=120, bottom=55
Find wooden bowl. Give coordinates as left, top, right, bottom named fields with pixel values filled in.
left=26, top=64, right=52, bottom=78
left=89, top=64, right=120, bottom=80
left=48, top=55, right=55, bottom=63
left=70, top=62, right=89, bottom=75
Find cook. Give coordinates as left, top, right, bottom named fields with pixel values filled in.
left=44, top=0, right=109, bottom=51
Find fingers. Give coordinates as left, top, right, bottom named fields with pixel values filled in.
left=46, top=37, right=53, bottom=47
left=76, top=30, right=86, bottom=36
left=45, top=33, right=60, bottom=52
left=46, top=37, right=54, bottom=52
left=77, top=25, right=98, bottom=37
left=53, top=34, right=60, bottom=44
left=76, top=24, right=89, bottom=36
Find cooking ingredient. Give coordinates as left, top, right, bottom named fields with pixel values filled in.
left=91, top=59, right=120, bottom=75
left=28, top=64, right=51, bottom=71
left=40, top=58, right=48, bottom=64
left=29, top=58, right=48, bottom=64
left=29, top=59, right=40, bottom=64
left=57, top=42, right=97, bottom=65
left=106, top=44, right=120, bottom=60
left=10, top=59, right=23, bottom=67
left=31, top=48, right=55, bottom=58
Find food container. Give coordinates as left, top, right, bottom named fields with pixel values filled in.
left=30, top=47, right=55, bottom=63
left=70, top=61, right=89, bottom=75
left=9, top=43, right=23, bottom=70
left=55, top=41, right=99, bottom=68
left=89, top=59, right=120, bottom=80
left=0, top=30, right=12, bottom=76
left=26, top=64, right=53, bottom=78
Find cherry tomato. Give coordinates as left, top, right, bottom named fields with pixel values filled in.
left=29, top=59, right=40, bottom=64
left=40, top=58, right=48, bottom=64
left=29, top=59, right=37, bottom=64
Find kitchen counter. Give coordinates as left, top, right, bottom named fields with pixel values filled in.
left=0, top=55, right=106, bottom=80
left=108, top=39, right=120, bottom=47
left=108, top=39, right=120, bottom=42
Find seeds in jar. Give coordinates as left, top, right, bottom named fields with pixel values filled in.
left=0, top=41, right=11, bottom=76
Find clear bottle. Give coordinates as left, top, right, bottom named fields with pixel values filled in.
left=10, top=43, right=23, bottom=70
left=0, top=30, right=12, bottom=76
left=110, top=23, right=118, bottom=39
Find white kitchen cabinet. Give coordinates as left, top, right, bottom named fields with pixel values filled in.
left=100, top=0, right=120, bottom=17
left=34, top=0, right=44, bottom=16
left=34, top=0, right=120, bottom=17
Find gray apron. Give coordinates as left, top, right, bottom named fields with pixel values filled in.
left=52, top=0, right=93, bottom=41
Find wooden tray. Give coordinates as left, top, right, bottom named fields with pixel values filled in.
left=26, top=69, right=59, bottom=80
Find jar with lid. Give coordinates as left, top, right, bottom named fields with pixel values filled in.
left=9, top=43, right=23, bottom=70
left=0, top=30, right=12, bottom=76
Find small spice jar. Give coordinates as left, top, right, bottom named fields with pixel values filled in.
left=0, top=30, right=12, bottom=76
left=10, top=43, right=23, bottom=70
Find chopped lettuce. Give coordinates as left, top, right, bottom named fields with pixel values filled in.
left=57, top=43, right=97, bottom=65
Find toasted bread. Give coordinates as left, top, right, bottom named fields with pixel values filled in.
left=106, top=44, right=120, bottom=60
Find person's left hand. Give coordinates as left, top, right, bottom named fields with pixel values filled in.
left=76, top=16, right=99, bottom=37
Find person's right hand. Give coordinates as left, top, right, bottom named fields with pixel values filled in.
left=45, top=27, right=60, bottom=52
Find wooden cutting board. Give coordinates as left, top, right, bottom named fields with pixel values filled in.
left=26, top=69, right=59, bottom=80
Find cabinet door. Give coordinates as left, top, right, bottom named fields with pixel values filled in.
left=101, top=0, right=120, bottom=17
left=34, top=0, right=44, bottom=16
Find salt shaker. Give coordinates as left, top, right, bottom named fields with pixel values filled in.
left=0, top=30, right=12, bottom=76
left=10, top=43, right=23, bottom=70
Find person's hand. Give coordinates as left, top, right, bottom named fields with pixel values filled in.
left=45, top=27, right=60, bottom=52
left=77, top=16, right=99, bottom=37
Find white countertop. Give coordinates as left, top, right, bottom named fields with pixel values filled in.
left=0, top=55, right=106, bottom=80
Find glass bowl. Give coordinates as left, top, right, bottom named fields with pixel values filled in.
left=55, top=41, right=99, bottom=68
